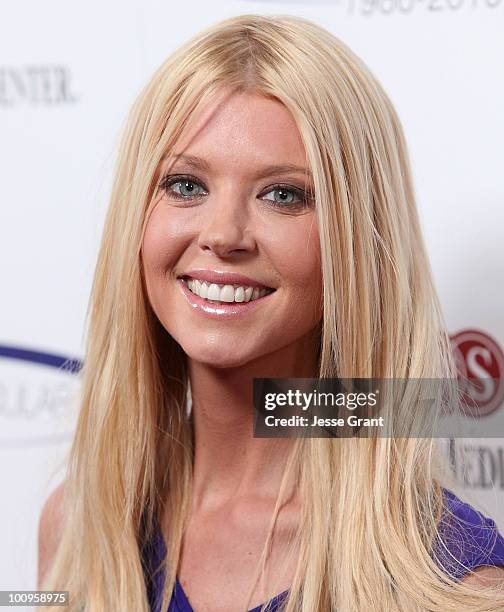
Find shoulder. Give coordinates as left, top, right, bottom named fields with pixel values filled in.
left=460, top=565, right=504, bottom=588
left=37, top=481, right=66, bottom=589
left=434, top=487, right=504, bottom=583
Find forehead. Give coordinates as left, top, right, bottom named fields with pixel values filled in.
left=167, top=89, right=308, bottom=171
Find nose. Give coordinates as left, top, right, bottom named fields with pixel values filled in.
left=197, top=191, right=256, bottom=257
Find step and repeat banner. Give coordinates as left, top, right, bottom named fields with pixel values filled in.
left=1, top=0, right=503, bottom=604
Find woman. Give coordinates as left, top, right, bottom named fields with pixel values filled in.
left=37, top=13, right=504, bottom=611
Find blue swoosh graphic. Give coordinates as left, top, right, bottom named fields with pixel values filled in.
left=0, top=344, right=82, bottom=374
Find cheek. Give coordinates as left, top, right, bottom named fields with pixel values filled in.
left=264, top=218, right=322, bottom=328
left=141, top=205, right=189, bottom=277
left=273, top=220, right=321, bottom=294
left=141, top=206, right=192, bottom=320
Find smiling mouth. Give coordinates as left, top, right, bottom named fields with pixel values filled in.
left=179, top=276, right=276, bottom=304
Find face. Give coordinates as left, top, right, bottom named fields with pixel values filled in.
left=141, top=88, right=323, bottom=369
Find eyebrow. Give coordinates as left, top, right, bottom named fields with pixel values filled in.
left=164, top=153, right=313, bottom=180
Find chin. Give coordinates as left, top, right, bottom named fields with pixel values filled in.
left=201, top=357, right=247, bottom=369
left=179, top=339, right=255, bottom=369
left=187, top=352, right=252, bottom=369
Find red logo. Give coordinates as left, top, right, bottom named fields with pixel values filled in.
left=450, top=329, right=504, bottom=417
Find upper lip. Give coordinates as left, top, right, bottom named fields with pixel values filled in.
left=178, top=269, right=274, bottom=289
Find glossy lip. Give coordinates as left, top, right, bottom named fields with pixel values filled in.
left=177, top=269, right=274, bottom=289
left=177, top=277, right=276, bottom=319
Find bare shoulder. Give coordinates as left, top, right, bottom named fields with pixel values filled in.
left=37, top=481, right=66, bottom=589
left=461, top=565, right=504, bottom=590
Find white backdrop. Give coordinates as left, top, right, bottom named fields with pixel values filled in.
left=1, top=1, right=503, bottom=607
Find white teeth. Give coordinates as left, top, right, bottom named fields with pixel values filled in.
left=185, top=279, right=273, bottom=303
left=207, top=283, right=221, bottom=301
left=244, top=287, right=253, bottom=301
left=219, top=285, right=235, bottom=302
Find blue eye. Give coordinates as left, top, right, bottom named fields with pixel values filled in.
left=261, top=186, right=307, bottom=207
left=158, top=175, right=207, bottom=200
left=158, top=174, right=313, bottom=211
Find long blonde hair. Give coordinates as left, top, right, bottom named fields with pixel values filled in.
left=40, top=14, right=504, bottom=611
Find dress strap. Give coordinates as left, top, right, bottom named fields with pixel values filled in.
left=140, top=515, right=168, bottom=612
left=433, top=488, right=504, bottom=580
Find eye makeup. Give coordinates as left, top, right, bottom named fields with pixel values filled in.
left=157, top=173, right=314, bottom=211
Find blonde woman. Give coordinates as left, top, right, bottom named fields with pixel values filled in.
left=37, top=13, right=504, bottom=612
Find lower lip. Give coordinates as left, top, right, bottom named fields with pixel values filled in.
left=177, top=278, right=276, bottom=319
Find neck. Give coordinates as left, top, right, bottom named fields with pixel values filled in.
left=187, top=328, right=319, bottom=511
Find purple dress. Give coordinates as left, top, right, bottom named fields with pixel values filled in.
left=141, top=488, right=504, bottom=611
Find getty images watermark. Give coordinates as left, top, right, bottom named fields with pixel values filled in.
left=252, top=378, right=504, bottom=438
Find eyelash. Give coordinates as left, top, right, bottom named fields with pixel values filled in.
left=157, top=173, right=314, bottom=211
